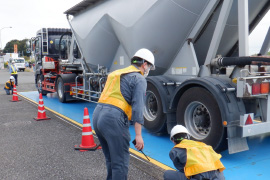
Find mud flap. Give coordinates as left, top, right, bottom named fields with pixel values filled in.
left=228, top=137, right=249, bottom=154
left=227, top=122, right=249, bottom=154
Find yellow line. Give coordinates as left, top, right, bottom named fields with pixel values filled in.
left=18, top=93, right=83, bottom=127
left=18, top=92, right=174, bottom=171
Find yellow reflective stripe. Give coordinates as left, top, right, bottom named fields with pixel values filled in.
left=11, top=65, right=17, bottom=74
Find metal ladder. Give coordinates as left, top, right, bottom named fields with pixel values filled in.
left=41, top=28, right=48, bottom=55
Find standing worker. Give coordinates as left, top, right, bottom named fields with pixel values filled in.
left=9, top=60, right=18, bottom=86
left=164, top=125, right=225, bottom=180
left=4, top=76, right=15, bottom=95
left=93, top=48, right=155, bottom=180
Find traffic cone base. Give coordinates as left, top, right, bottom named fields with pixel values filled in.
left=33, top=117, right=51, bottom=121
left=34, top=93, right=51, bottom=121
left=10, top=99, right=22, bottom=102
left=74, top=144, right=101, bottom=152
left=74, top=107, right=101, bottom=152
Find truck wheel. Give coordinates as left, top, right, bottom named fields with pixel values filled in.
left=176, top=87, right=226, bottom=152
left=36, top=75, right=48, bottom=95
left=57, top=77, right=66, bottom=103
left=144, top=83, right=167, bottom=134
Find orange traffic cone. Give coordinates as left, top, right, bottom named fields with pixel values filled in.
left=34, top=93, right=51, bottom=121
left=10, top=84, right=21, bottom=102
left=74, top=107, right=101, bottom=151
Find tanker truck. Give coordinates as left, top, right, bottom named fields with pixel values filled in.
left=32, top=0, right=270, bottom=154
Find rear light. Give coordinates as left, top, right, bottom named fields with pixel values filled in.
left=245, top=114, right=253, bottom=125
left=252, top=83, right=260, bottom=95
left=260, top=82, right=269, bottom=94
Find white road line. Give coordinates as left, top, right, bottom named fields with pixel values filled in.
left=54, top=115, right=81, bottom=130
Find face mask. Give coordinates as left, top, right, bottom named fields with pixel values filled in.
left=144, top=64, right=151, bottom=77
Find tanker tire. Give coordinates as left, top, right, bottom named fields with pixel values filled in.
left=36, top=75, right=48, bottom=95
left=144, top=83, right=167, bottom=134
left=176, top=87, right=227, bottom=152
left=57, top=77, right=66, bottom=103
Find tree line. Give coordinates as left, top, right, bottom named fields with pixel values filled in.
left=3, top=39, right=30, bottom=57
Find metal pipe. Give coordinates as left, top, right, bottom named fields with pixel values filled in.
left=75, top=76, right=79, bottom=98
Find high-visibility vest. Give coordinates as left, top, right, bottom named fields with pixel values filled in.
left=10, top=65, right=17, bottom=74
left=174, top=139, right=225, bottom=178
left=5, top=80, right=14, bottom=90
left=98, top=65, right=143, bottom=120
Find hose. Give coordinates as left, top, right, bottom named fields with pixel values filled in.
left=213, top=56, right=270, bottom=67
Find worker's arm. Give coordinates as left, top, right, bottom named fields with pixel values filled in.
left=134, top=122, right=144, bottom=150
left=129, top=73, right=147, bottom=150
left=169, top=148, right=187, bottom=173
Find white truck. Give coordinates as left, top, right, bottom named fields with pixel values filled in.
left=9, top=57, right=26, bottom=71
left=33, top=0, right=270, bottom=154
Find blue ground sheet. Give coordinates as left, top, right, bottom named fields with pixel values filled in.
left=20, top=91, right=270, bottom=179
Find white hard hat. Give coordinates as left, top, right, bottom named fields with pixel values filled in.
left=170, top=125, right=190, bottom=141
left=12, top=60, right=15, bottom=64
left=133, top=48, right=155, bottom=70
left=10, top=76, right=15, bottom=81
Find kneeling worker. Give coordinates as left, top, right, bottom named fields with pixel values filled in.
left=164, top=125, right=225, bottom=180
left=4, top=76, right=15, bottom=95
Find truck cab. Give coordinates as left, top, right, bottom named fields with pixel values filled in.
left=29, top=28, right=82, bottom=101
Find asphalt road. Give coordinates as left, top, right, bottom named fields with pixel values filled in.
left=0, top=68, right=165, bottom=180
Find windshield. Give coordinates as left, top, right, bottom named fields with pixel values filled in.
left=14, top=59, right=25, bottom=63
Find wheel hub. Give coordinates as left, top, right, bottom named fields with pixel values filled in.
left=184, top=102, right=211, bottom=140
left=144, top=91, right=158, bottom=121
left=58, top=81, right=63, bottom=98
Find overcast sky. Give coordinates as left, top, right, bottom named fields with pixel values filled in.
left=0, top=0, right=269, bottom=55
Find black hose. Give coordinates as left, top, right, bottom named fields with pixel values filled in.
left=217, top=57, right=270, bottom=67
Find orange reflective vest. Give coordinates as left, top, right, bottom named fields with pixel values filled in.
left=10, top=65, right=17, bottom=74
left=5, top=80, right=14, bottom=90
left=174, top=139, right=225, bottom=178
left=98, top=65, right=143, bottom=120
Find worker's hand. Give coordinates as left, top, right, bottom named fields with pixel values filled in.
left=135, top=135, right=144, bottom=151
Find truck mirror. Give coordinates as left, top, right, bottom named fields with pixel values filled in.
left=26, top=40, right=30, bottom=48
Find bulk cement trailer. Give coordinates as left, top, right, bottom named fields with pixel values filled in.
left=33, top=0, right=270, bottom=154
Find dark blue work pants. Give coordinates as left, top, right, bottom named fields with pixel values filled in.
left=11, top=74, right=18, bottom=86
left=164, top=170, right=225, bottom=180
left=93, top=104, right=130, bottom=180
